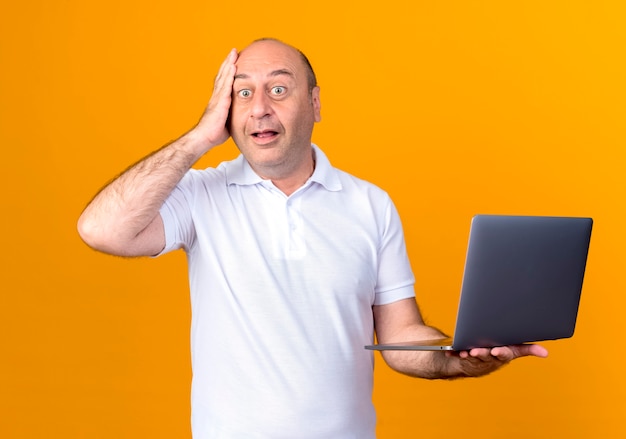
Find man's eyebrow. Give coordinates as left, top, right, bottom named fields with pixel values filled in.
left=269, top=69, right=295, bottom=78
left=234, top=69, right=295, bottom=81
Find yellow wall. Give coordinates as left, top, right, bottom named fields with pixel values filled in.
left=1, top=1, right=624, bottom=438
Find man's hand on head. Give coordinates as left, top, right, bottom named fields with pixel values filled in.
left=192, top=48, right=239, bottom=154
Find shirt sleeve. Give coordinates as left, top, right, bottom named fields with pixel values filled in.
left=373, top=196, right=416, bottom=305
left=154, top=172, right=197, bottom=256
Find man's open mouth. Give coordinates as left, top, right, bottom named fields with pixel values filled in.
left=252, top=130, right=278, bottom=138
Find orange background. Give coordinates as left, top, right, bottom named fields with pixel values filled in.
left=1, top=1, right=624, bottom=438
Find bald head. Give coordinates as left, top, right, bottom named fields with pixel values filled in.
left=241, top=38, right=318, bottom=92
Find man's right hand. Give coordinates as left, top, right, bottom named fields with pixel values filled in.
left=191, top=48, right=238, bottom=155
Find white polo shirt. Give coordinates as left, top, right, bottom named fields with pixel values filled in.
left=159, top=144, right=415, bottom=438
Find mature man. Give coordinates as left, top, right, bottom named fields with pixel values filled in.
left=78, top=38, right=547, bottom=438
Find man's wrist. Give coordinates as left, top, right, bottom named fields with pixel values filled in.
left=176, top=128, right=217, bottom=163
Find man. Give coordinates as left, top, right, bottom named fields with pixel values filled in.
left=78, top=38, right=547, bottom=438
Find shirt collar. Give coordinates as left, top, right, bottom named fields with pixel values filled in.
left=225, top=144, right=342, bottom=192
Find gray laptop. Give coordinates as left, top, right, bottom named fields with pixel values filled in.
left=365, top=215, right=593, bottom=351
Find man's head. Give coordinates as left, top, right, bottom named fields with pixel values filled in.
left=229, top=39, right=321, bottom=181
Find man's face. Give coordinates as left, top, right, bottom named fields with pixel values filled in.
left=229, top=40, right=321, bottom=178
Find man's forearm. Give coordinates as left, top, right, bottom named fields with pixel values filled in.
left=381, top=348, right=467, bottom=380
left=373, top=300, right=545, bottom=380
left=77, top=130, right=207, bottom=256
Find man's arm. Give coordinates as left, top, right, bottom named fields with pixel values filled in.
left=77, top=49, right=238, bottom=257
left=373, top=298, right=548, bottom=379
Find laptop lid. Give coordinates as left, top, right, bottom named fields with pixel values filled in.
left=366, top=215, right=593, bottom=352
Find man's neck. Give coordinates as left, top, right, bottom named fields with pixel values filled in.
left=255, top=151, right=316, bottom=196
left=267, top=159, right=315, bottom=196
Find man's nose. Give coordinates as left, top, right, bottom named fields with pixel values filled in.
left=250, top=91, right=272, bottom=118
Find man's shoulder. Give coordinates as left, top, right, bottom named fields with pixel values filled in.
left=314, top=145, right=389, bottom=196
left=182, top=155, right=243, bottom=185
left=182, top=166, right=227, bottom=185
left=333, top=167, right=390, bottom=199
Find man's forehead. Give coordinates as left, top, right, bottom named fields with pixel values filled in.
left=235, top=41, right=302, bottom=76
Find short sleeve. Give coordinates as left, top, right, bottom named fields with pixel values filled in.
left=373, top=197, right=416, bottom=305
left=155, top=172, right=197, bottom=256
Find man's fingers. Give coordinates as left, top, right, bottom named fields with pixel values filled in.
left=490, top=344, right=549, bottom=360
left=460, top=344, right=549, bottom=362
left=512, top=344, right=549, bottom=358
left=213, top=49, right=238, bottom=96
left=468, top=348, right=498, bottom=361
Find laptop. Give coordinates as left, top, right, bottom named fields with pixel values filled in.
left=365, top=215, right=593, bottom=351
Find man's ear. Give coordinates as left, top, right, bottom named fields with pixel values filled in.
left=311, top=86, right=321, bottom=122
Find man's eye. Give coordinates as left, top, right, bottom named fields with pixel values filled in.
left=271, top=86, right=286, bottom=95
left=238, top=89, right=252, bottom=98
